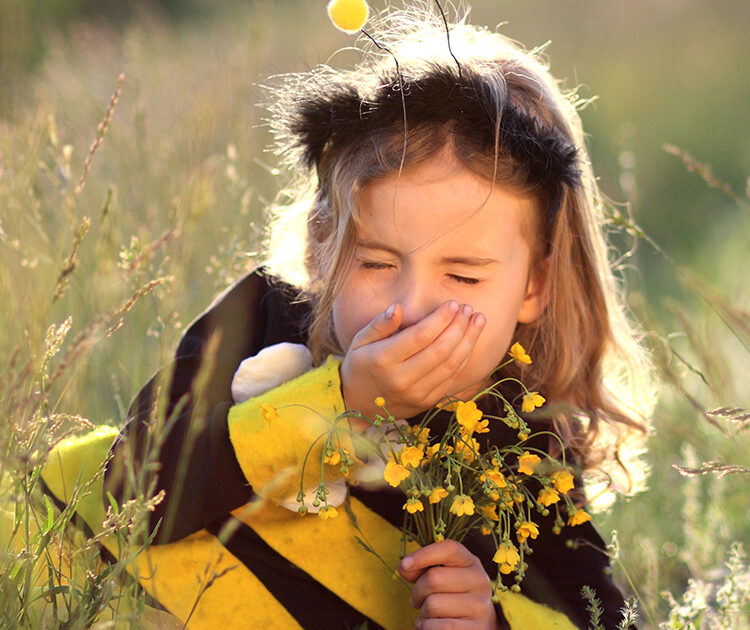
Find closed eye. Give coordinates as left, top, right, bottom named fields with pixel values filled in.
left=360, top=261, right=394, bottom=270
left=449, top=274, right=479, bottom=285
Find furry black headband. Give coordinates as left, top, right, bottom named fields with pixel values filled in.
left=273, top=66, right=581, bottom=226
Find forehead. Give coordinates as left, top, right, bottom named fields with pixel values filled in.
left=355, top=151, right=538, bottom=256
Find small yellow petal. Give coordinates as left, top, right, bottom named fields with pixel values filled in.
left=521, top=392, right=545, bottom=413
left=517, top=451, right=541, bottom=475
left=400, top=446, right=425, bottom=468
left=384, top=461, right=411, bottom=487
left=324, top=449, right=341, bottom=466
left=403, top=498, right=424, bottom=514
left=493, top=542, right=520, bottom=571
left=551, top=470, right=575, bottom=494
left=259, top=403, right=278, bottom=423
left=318, top=505, right=338, bottom=520
left=516, top=520, right=539, bottom=543
left=456, top=400, right=483, bottom=433
left=509, top=341, right=532, bottom=365
left=428, top=487, right=449, bottom=504
left=568, top=509, right=591, bottom=526
left=538, top=487, right=561, bottom=506
left=374, top=396, right=385, bottom=408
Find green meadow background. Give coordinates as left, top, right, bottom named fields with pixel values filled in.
left=1, top=0, right=748, bottom=627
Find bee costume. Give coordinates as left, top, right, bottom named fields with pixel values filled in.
left=41, top=270, right=630, bottom=629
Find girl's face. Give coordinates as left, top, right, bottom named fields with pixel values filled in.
left=332, top=149, right=548, bottom=401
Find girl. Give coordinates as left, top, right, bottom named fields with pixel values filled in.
left=97, top=3, right=652, bottom=629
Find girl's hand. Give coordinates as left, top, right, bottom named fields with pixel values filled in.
left=340, top=301, right=486, bottom=420
left=398, top=540, right=499, bottom=629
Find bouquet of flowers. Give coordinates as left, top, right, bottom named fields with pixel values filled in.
left=297, top=342, right=591, bottom=596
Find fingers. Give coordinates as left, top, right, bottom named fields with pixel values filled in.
left=342, top=300, right=486, bottom=419
left=414, top=616, right=490, bottom=630
left=409, top=308, right=486, bottom=399
left=415, top=593, right=490, bottom=621
left=375, top=300, right=461, bottom=360
left=409, top=565, right=487, bottom=608
left=398, top=540, right=475, bottom=582
left=348, top=303, right=403, bottom=350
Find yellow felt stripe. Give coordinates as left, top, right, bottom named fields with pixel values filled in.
left=227, top=355, right=347, bottom=503
left=498, top=590, right=579, bottom=629
left=40, top=428, right=301, bottom=630
left=238, top=497, right=420, bottom=630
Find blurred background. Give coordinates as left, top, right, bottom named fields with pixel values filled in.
left=1, top=0, right=748, bottom=625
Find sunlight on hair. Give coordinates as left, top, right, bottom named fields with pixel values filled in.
left=264, top=199, right=311, bottom=289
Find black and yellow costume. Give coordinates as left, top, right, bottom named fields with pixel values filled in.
left=41, top=269, right=629, bottom=629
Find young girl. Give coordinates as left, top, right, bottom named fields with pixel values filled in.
left=97, top=3, right=652, bottom=629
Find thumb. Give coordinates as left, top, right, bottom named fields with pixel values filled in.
left=349, top=303, right=402, bottom=350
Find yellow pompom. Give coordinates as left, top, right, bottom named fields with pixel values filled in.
left=327, top=0, right=369, bottom=33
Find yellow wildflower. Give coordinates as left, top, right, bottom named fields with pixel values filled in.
left=411, top=426, right=430, bottom=444
left=509, top=341, right=532, bottom=365
left=516, top=521, right=539, bottom=543
left=551, top=470, right=575, bottom=494
left=449, top=494, right=475, bottom=517
left=318, top=505, right=338, bottom=520
left=517, top=451, right=541, bottom=475
left=259, top=403, right=278, bottom=423
left=327, top=0, right=369, bottom=33
left=384, top=460, right=411, bottom=487
left=568, top=509, right=591, bottom=526
left=493, top=542, right=520, bottom=574
left=456, top=400, right=483, bottom=433
left=455, top=437, right=480, bottom=462
left=403, top=498, right=424, bottom=514
left=481, top=469, right=507, bottom=489
left=374, top=396, right=386, bottom=408
left=428, top=487, right=449, bottom=504
left=521, top=391, right=546, bottom=413
left=537, top=487, right=561, bottom=506
left=400, top=446, right=424, bottom=468
left=478, top=504, right=499, bottom=522
left=324, top=449, right=341, bottom=466
left=425, top=443, right=441, bottom=459
left=481, top=525, right=492, bottom=536
left=473, top=418, right=490, bottom=434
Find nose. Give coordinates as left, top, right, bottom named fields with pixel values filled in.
left=395, top=267, right=444, bottom=329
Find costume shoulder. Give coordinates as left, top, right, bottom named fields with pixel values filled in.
left=104, top=267, right=313, bottom=542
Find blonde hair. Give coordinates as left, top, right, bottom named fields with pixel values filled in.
left=263, top=3, right=654, bottom=492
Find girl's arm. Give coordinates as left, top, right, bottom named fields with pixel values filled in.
left=103, top=269, right=311, bottom=543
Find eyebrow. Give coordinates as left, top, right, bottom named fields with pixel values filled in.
left=357, top=240, right=499, bottom=267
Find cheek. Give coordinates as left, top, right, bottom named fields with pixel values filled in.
left=331, top=280, right=381, bottom=351
left=469, top=299, right=524, bottom=370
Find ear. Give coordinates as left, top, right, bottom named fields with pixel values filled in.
left=517, top=256, right=550, bottom=324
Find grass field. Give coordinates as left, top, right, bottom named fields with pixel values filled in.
left=1, top=1, right=748, bottom=627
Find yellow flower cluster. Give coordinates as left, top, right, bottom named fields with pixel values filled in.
left=302, top=340, right=594, bottom=596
